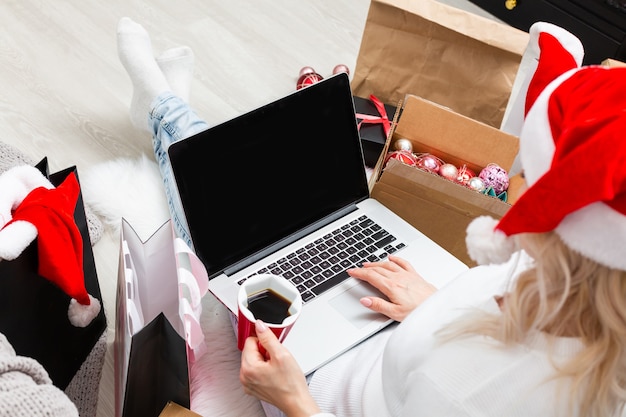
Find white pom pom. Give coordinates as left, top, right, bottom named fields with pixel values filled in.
left=68, top=294, right=102, bottom=327
left=466, top=216, right=518, bottom=265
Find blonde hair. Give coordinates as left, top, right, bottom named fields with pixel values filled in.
left=444, top=231, right=626, bottom=417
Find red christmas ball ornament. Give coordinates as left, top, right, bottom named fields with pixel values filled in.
left=384, top=150, right=418, bottom=167
left=415, top=153, right=442, bottom=173
left=296, top=69, right=323, bottom=90
left=455, top=164, right=476, bottom=185
left=439, top=163, right=458, bottom=181
left=479, top=163, right=510, bottom=194
left=332, top=64, right=350, bottom=75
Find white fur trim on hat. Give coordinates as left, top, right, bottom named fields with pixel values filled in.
left=0, top=165, right=53, bottom=261
left=501, top=22, right=584, bottom=139
left=556, top=202, right=626, bottom=271
left=0, top=220, right=37, bottom=260
left=520, top=68, right=580, bottom=188
left=68, top=295, right=101, bottom=328
left=0, top=165, right=53, bottom=227
left=466, top=216, right=519, bottom=265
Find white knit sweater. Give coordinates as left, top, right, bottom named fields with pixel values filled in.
left=0, top=333, right=78, bottom=417
left=308, top=254, right=593, bottom=417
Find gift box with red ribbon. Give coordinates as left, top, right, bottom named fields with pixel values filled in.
left=353, top=95, right=398, bottom=167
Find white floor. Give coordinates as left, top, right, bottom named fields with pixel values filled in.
left=0, top=1, right=500, bottom=416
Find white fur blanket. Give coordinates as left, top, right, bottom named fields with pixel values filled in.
left=81, top=155, right=265, bottom=417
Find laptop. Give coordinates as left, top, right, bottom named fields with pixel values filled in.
left=167, top=72, right=468, bottom=375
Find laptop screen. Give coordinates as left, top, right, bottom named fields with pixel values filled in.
left=168, top=73, right=370, bottom=278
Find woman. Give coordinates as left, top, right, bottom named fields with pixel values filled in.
left=0, top=332, right=78, bottom=417
left=238, top=22, right=626, bottom=417
left=117, top=17, right=626, bottom=417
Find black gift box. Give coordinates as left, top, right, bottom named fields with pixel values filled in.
left=353, top=96, right=398, bottom=167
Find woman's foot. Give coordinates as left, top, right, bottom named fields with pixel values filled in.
left=117, top=17, right=171, bottom=132
left=157, top=46, right=195, bottom=103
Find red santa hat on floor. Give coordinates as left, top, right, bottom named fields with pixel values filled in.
left=466, top=22, right=626, bottom=271
left=0, top=165, right=101, bottom=327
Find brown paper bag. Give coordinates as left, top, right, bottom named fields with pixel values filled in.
left=351, top=0, right=529, bottom=128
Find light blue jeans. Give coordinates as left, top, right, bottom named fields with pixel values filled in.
left=149, top=92, right=209, bottom=248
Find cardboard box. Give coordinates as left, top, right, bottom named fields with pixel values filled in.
left=354, top=96, right=399, bottom=168
left=159, top=402, right=202, bottom=417
left=371, top=95, right=520, bottom=266
left=602, top=58, right=626, bottom=68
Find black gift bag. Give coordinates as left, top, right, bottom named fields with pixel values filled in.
left=0, top=158, right=107, bottom=390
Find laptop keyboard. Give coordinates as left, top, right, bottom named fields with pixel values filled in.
left=238, top=215, right=406, bottom=303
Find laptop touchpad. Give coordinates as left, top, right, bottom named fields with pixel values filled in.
left=329, top=283, right=387, bottom=329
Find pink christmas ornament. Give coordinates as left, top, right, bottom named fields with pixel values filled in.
left=332, top=64, right=350, bottom=75
left=298, top=66, right=316, bottom=77
left=479, top=163, right=510, bottom=194
left=415, top=153, right=442, bottom=173
left=439, top=163, right=458, bottom=181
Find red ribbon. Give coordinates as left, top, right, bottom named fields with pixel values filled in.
left=355, top=94, right=391, bottom=138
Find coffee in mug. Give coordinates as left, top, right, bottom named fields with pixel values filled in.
left=237, top=273, right=302, bottom=351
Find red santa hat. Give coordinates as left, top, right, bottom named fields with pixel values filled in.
left=0, top=165, right=101, bottom=327
left=466, top=22, right=626, bottom=271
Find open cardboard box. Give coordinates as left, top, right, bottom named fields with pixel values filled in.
left=370, top=95, right=520, bottom=266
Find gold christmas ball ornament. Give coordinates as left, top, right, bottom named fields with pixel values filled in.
left=393, top=138, right=413, bottom=152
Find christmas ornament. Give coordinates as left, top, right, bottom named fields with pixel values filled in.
left=296, top=67, right=323, bottom=90
left=385, top=150, right=418, bottom=167
left=456, top=164, right=476, bottom=185
left=482, top=187, right=508, bottom=203
left=298, top=66, right=317, bottom=77
left=439, top=163, right=458, bottom=181
left=393, top=138, right=413, bottom=152
left=467, top=177, right=486, bottom=192
left=479, top=163, right=510, bottom=194
left=415, top=153, right=442, bottom=173
left=332, top=64, right=350, bottom=75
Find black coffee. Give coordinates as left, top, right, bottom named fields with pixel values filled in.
left=247, top=289, right=292, bottom=324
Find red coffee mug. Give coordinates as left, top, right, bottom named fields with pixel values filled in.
left=237, top=274, right=302, bottom=354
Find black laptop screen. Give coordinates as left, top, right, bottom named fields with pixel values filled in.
left=168, top=73, right=370, bottom=278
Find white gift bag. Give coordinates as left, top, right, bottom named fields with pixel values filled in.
left=114, top=218, right=208, bottom=417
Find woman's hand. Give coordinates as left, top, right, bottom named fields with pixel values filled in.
left=347, top=255, right=436, bottom=321
left=240, top=320, right=321, bottom=417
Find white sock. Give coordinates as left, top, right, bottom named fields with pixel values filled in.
left=117, top=17, right=171, bottom=132
left=157, top=46, right=195, bottom=103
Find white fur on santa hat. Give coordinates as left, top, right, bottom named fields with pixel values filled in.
left=466, top=216, right=519, bottom=265
left=0, top=165, right=53, bottom=226
left=0, top=220, right=38, bottom=260
left=68, top=295, right=102, bottom=328
left=0, top=165, right=53, bottom=260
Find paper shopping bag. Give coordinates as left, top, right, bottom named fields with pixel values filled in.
left=115, top=218, right=209, bottom=417
left=0, top=158, right=107, bottom=390
left=351, top=0, right=529, bottom=128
